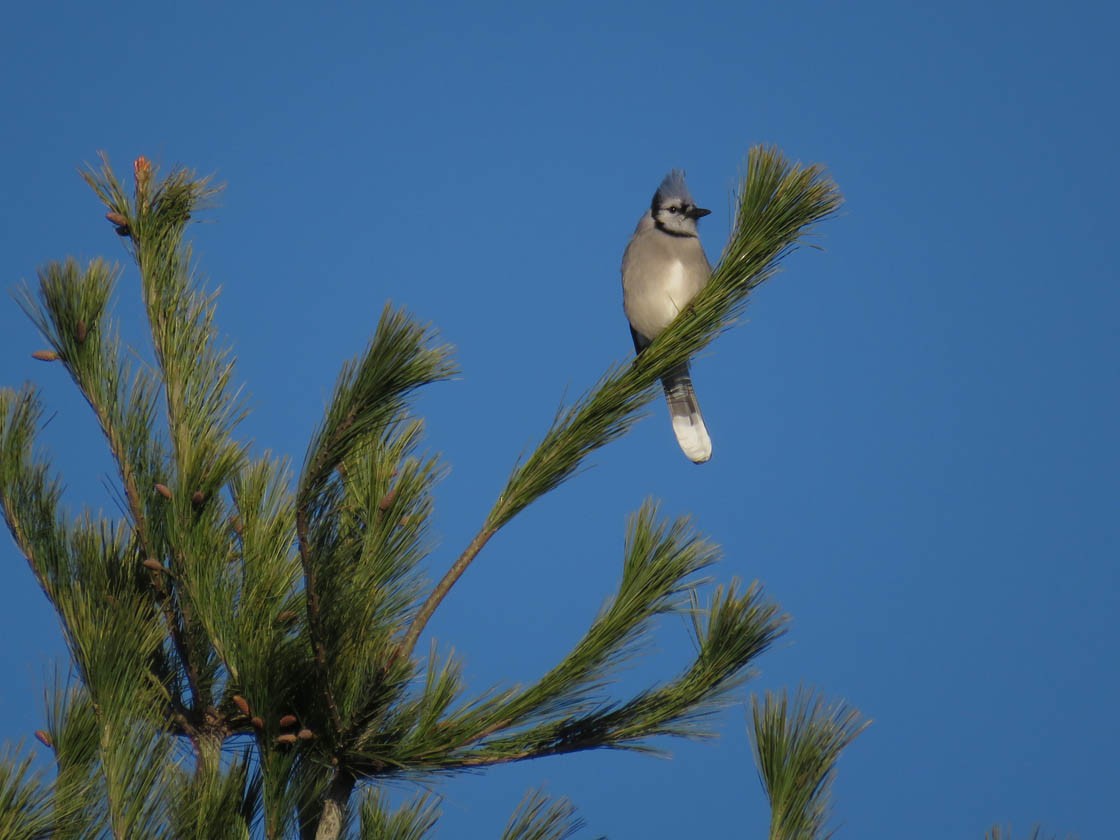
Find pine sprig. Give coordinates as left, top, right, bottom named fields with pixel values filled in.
left=0, top=386, right=70, bottom=599
left=417, top=501, right=721, bottom=754
left=358, top=790, right=440, bottom=840
left=167, top=750, right=259, bottom=840
left=986, top=827, right=1070, bottom=840
left=16, top=258, right=166, bottom=554
left=501, top=789, right=586, bottom=840
left=359, top=518, right=785, bottom=777
left=0, top=748, right=55, bottom=840
left=216, top=455, right=307, bottom=705
left=298, top=305, right=456, bottom=509
left=15, top=259, right=189, bottom=707
left=751, top=688, right=869, bottom=840
left=80, top=154, right=243, bottom=722
left=42, top=679, right=102, bottom=840
left=296, top=305, right=455, bottom=740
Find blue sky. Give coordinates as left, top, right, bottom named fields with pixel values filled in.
left=1, top=2, right=1117, bottom=837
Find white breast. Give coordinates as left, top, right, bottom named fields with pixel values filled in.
left=626, top=258, right=696, bottom=339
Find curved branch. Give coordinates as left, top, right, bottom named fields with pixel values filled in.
left=397, top=526, right=496, bottom=662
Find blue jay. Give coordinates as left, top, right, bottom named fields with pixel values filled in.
left=622, top=170, right=713, bottom=463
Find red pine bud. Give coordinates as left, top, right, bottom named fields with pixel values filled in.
left=142, top=558, right=164, bottom=572
left=276, top=733, right=297, bottom=745
left=232, top=695, right=251, bottom=716
left=75, top=320, right=88, bottom=344
left=34, top=729, right=53, bottom=748
left=154, top=483, right=172, bottom=499
left=250, top=716, right=264, bottom=730
left=133, top=156, right=152, bottom=210
left=279, top=714, right=297, bottom=728
left=297, top=728, right=314, bottom=740
left=31, top=350, right=60, bottom=362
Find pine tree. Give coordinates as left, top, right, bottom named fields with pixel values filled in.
left=0, top=147, right=861, bottom=839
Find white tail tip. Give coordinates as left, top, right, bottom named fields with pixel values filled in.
left=671, top=412, right=712, bottom=463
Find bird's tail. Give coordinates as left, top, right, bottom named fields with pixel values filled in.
left=662, top=363, right=711, bottom=464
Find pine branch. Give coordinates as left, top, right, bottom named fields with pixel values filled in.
left=0, top=748, right=56, bottom=840
left=358, top=789, right=440, bottom=840
left=451, top=581, right=783, bottom=770
left=366, top=569, right=785, bottom=776
left=751, top=688, right=869, bottom=840
left=213, top=455, right=307, bottom=714
left=61, top=522, right=174, bottom=839
left=42, top=678, right=103, bottom=839
left=79, top=155, right=241, bottom=718
left=0, top=387, right=65, bottom=599
left=399, top=501, right=720, bottom=760
left=986, top=827, right=1071, bottom=840
left=15, top=258, right=162, bottom=562
left=400, top=145, right=841, bottom=661
left=167, top=749, right=259, bottom=840
left=296, top=306, right=454, bottom=741
left=15, top=259, right=200, bottom=729
left=502, top=789, right=587, bottom=840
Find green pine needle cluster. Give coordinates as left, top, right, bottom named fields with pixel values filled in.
left=501, top=789, right=589, bottom=840
left=751, top=688, right=869, bottom=840
left=1, top=147, right=852, bottom=838
left=986, top=827, right=1074, bottom=840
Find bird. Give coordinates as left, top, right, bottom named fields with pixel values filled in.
left=621, top=170, right=713, bottom=463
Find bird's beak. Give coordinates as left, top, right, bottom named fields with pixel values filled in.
left=689, top=207, right=712, bottom=219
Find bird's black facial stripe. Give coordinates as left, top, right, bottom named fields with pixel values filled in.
left=655, top=201, right=688, bottom=214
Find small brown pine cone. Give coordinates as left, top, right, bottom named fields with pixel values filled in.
left=297, top=728, right=314, bottom=740
left=31, top=350, right=60, bottom=362
left=154, top=483, right=172, bottom=500
left=105, top=211, right=131, bottom=236
left=276, top=733, right=298, bottom=745
left=232, top=695, right=251, bottom=716
left=34, top=730, right=53, bottom=748
left=75, top=320, right=88, bottom=344
left=141, top=558, right=164, bottom=572
left=250, top=716, right=264, bottom=730
left=377, top=487, right=398, bottom=512
left=278, top=714, right=297, bottom=728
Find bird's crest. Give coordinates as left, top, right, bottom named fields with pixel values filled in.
left=653, top=169, right=694, bottom=207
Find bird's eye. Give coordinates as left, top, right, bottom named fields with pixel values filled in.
left=668, top=206, right=679, bottom=214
